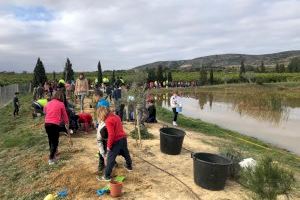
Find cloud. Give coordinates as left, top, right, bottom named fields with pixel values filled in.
left=0, top=0, right=300, bottom=72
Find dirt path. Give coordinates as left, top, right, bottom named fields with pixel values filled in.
left=42, top=98, right=247, bottom=200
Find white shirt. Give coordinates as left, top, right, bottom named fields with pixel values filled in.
left=170, top=95, right=178, bottom=108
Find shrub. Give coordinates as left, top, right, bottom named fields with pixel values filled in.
left=130, top=125, right=153, bottom=140
left=240, top=156, right=295, bottom=200
left=219, top=145, right=243, bottom=180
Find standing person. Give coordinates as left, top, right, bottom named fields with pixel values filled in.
left=170, top=91, right=179, bottom=126
left=75, top=73, right=89, bottom=112
left=13, top=92, right=20, bottom=117
left=97, top=105, right=132, bottom=181
left=37, top=84, right=44, bottom=99
left=44, top=91, right=71, bottom=165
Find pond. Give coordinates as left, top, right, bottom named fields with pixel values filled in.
left=157, top=90, right=300, bottom=155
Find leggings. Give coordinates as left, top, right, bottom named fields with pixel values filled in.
left=78, top=93, right=86, bottom=112
left=45, top=123, right=60, bottom=160
left=13, top=106, right=19, bottom=116
left=172, top=108, right=178, bottom=122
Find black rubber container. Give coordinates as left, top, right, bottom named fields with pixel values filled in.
left=191, top=152, right=232, bottom=191
left=160, top=127, right=185, bottom=155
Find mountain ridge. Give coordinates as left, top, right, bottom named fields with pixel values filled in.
left=133, top=50, right=300, bottom=70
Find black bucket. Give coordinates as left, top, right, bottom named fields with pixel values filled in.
left=191, top=152, right=232, bottom=191
left=160, top=127, right=185, bottom=155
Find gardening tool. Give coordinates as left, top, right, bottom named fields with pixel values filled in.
left=43, top=189, right=68, bottom=200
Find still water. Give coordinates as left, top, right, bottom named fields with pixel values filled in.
left=158, top=91, right=300, bottom=155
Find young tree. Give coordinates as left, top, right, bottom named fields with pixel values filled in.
left=209, top=69, right=214, bottom=85
left=63, top=58, right=74, bottom=82
left=260, top=61, right=266, bottom=73
left=199, top=67, right=207, bottom=85
left=156, top=65, right=164, bottom=85
left=167, top=71, right=173, bottom=82
left=97, top=60, right=103, bottom=85
left=32, top=57, right=47, bottom=87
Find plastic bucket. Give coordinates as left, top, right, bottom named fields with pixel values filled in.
left=160, top=127, right=185, bottom=155
left=110, top=181, right=123, bottom=197
left=191, top=152, right=232, bottom=190
left=176, top=106, right=182, bottom=112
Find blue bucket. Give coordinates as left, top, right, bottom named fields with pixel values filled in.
left=176, top=107, right=182, bottom=112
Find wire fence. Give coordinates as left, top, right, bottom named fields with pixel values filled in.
left=0, top=83, right=31, bottom=108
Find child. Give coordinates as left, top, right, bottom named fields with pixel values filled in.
left=13, top=92, right=20, bottom=117
left=97, top=120, right=108, bottom=172
left=97, top=101, right=132, bottom=181
left=78, top=112, right=93, bottom=133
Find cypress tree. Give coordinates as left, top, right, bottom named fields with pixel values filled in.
left=156, top=65, right=164, bottom=84
left=288, top=57, right=300, bottom=72
left=209, top=69, right=214, bottom=85
left=52, top=71, right=56, bottom=80
left=167, top=71, right=173, bottom=82
left=275, top=63, right=280, bottom=73
left=199, top=67, right=207, bottom=85
left=63, top=58, right=74, bottom=82
left=279, top=64, right=285, bottom=73
left=260, top=61, right=266, bottom=73
left=97, top=61, right=103, bottom=84
left=240, top=60, right=246, bottom=76
left=111, top=70, right=116, bottom=85
left=32, top=57, right=47, bottom=87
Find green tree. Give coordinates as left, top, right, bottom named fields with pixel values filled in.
left=32, top=57, right=47, bottom=87
left=156, top=65, right=164, bottom=84
left=97, top=60, right=103, bottom=85
left=147, top=68, right=156, bottom=82
left=275, top=63, right=280, bottom=73
left=240, top=60, right=246, bottom=76
left=52, top=71, right=56, bottom=80
left=287, top=57, right=300, bottom=72
left=279, top=64, right=285, bottom=73
left=260, top=61, right=266, bottom=73
left=209, top=69, right=214, bottom=85
left=167, top=71, right=173, bottom=82
left=111, top=70, right=116, bottom=85
left=199, top=67, right=207, bottom=85
left=63, top=58, right=74, bottom=82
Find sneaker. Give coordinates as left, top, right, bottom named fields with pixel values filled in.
left=48, top=159, right=55, bottom=165
left=96, top=175, right=111, bottom=182
left=173, top=121, right=178, bottom=126
left=124, top=164, right=133, bottom=172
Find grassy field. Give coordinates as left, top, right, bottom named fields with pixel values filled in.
left=156, top=107, right=300, bottom=191
left=0, top=95, right=74, bottom=199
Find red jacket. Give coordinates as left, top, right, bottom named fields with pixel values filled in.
left=44, top=99, right=69, bottom=125
left=105, top=113, right=126, bottom=149
left=78, top=112, right=92, bottom=124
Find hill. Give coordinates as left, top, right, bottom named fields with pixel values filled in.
left=134, top=50, right=300, bottom=70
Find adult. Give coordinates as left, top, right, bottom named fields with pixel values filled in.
left=44, top=91, right=71, bottom=165
left=170, top=91, right=179, bottom=126
left=97, top=103, right=132, bottom=181
left=75, top=73, right=89, bottom=112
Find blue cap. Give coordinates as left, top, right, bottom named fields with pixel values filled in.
left=96, top=99, right=110, bottom=108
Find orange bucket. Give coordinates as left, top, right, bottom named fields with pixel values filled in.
left=110, top=181, right=123, bottom=197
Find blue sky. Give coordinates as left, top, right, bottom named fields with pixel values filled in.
left=10, top=5, right=54, bottom=21
left=0, top=0, right=300, bottom=72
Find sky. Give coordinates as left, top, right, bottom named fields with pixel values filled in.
left=0, top=0, right=300, bottom=72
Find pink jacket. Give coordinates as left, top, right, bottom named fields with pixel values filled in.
left=44, top=99, right=69, bottom=125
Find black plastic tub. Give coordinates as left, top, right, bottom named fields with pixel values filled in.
left=160, top=127, right=185, bottom=155
left=191, top=152, right=232, bottom=191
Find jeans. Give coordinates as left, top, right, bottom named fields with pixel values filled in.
left=45, top=123, right=60, bottom=160
left=105, top=138, right=132, bottom=178
left=172, top=108, right=178, bottom=122
left=78, top=93, right=86, bottom=112
left=13, top=105, right=19, bottom=116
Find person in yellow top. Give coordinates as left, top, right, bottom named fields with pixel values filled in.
left=75, top=73, right=89, bottom=112
left=32, top=98, right=48, bottom=117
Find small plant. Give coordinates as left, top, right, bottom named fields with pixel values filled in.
left=240, top=156, right=295, bottom=200
left=130, top=125, right=153, bottom=140
left=219, top=145, right=243, bottom=180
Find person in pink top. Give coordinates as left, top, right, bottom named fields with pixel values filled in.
left=44, top=91, right=71, bottom=165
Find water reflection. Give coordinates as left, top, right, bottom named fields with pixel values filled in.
left=157, top=91, right=291, bottom=125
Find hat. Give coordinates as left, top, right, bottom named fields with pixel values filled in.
left=96, top=99, right=110, bottom=108
left=58, top=79, right=65, bottom=84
